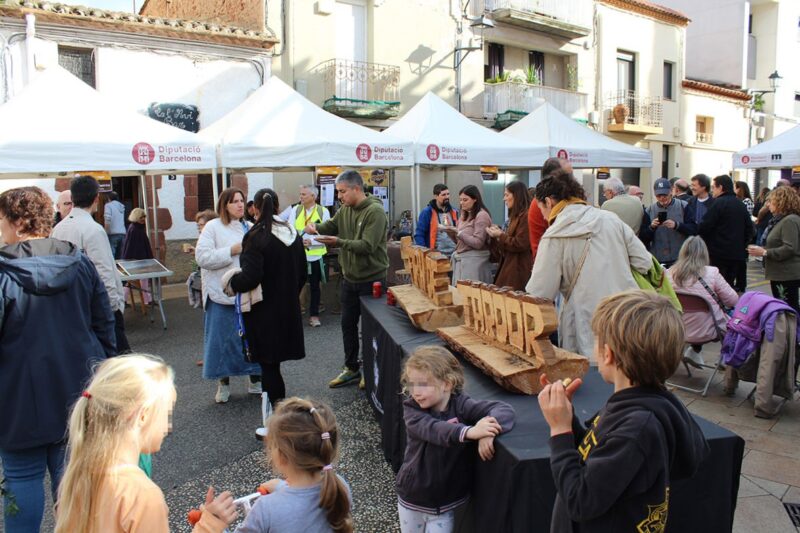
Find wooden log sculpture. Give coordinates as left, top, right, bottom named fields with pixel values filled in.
left=437, top=282, right=588, bottom=395
left=390, top=236, right=463, bottom=332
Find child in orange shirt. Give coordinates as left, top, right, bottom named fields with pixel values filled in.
left=54, top=354, right=237, bottom=533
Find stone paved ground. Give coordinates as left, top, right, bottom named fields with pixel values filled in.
left=2, top=260, right=799, bottom=532
left=667, top=262, right=800, bottom=533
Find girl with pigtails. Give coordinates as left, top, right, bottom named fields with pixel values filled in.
left=235, top=397, right=352, bottom=533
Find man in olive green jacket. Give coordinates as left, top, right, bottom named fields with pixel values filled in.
left=306, top=170, right=388, bottom=388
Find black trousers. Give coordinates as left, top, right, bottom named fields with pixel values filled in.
left=341, top=278, right=384, bottom=372
left=113, top=310, right=131, bottom=354
left=771, top=279, right=800, bottom=315
left=713, top=258, right=747, bottom=293
left=259, top=362, right=285, bottom=407
left=309, top=260, right=323, bottom=317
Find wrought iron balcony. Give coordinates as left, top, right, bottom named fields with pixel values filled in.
left=484, top=81, right=588, bottom=128
left=475, top=0, right=591, bottom=39
left=316, top=59, right=400, bottom=120
left=605, top=90, right=663, bottom=135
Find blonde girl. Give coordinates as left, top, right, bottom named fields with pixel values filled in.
left=396, top=346, right=515, bottom=533
left=55, top=354, right=237, bottom=533
left=235, top=397, right=352, bottom=533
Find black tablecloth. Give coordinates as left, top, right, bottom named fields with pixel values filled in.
left=360, top=295, right=745, bottom=533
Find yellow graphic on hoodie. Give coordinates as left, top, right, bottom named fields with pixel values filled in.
left=636, top=487, right=669, bottom=533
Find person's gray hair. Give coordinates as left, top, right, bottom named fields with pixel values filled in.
left=669, top=236, right=710, bottom=289
left=604, top=178, right=625, bottom=196
left=300, top=184, right=318, bottom=198
left=335, top=170, right=363, bottom=190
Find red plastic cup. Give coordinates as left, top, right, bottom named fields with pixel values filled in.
left=386, top=290, right=396, bottom=306
left=372, top=281, right=383, bottom=298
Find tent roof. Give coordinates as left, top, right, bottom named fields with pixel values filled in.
left=502, top=99, right=652, bottom=168
left=199, top=77, right=411, bottom=169
left=733, top=124, right=800, bottom=168
left=383, top=92, right=548, bottom=168
left=0, top=66, right=215, bottom=176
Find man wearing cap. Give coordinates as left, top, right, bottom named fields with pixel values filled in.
left=643, top=178, right=689, bottom=267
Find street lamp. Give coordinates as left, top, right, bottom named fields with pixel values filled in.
left=747, top=70, right=782, bottom=191
left=453, top=2, right=494, bottom=112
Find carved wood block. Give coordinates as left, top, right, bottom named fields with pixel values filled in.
left=520, top=295, right=558, bottom=339
left=504, top=291, right=526, bottom=353
left=480, top=285, right=497, bottom=338
left=469, top=282, right=486, bottom=334
left=529, top=339, right=557, bottom=364
left=492, top=289, right=509, bottom=344
left=456, top=281, right=474, bottom=328
left=432, top=291, right=453, bottom=306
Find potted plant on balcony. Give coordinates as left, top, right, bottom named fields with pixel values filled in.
left=525, top=66, right=541, bottom=86
left=612, top=103, right=629, bottom=124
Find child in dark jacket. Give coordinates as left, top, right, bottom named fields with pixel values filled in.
left=395, top=346, right=515, bottom=533
left=539, top=290, right=709, bottom=533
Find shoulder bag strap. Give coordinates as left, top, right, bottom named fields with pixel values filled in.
left=697, top=276, right=730, bottom=313
left=564, top=237, right=591, bottom=305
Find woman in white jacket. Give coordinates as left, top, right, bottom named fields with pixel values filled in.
left=195, top=187, right=261, bottom=403
left=526, top=170, right=652, bottom=360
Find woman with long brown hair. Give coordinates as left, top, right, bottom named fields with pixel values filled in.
left=195, top=187, right=261, bottom=403
left=447, top=185, right=493, bottom=283
left=486, top=181, right=532, bottom=290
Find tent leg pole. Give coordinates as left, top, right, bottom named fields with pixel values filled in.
left=140, top=171, right=149, bottom=237
left=151, top=174, right=159, bottom=260
left=414, top=164, right=420, bottom=225
left=212, top=167, right=220, bottom=208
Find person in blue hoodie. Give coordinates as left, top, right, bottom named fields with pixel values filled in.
left=0, top=187, right=115, bottom=533
left=539, top=290, right=708, bottom=533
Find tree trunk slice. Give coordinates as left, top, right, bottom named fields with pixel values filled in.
left=438, top=325, right=589, bottom=395
left=391, top=284, right=464, bottom=332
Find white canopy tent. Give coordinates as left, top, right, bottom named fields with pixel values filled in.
left=0, top=66, right=217, bottom=253
left=199, top=76, right=412, bottom=170
left=0, top=66, right=216, bottom=176
left=502, top=99, right=652, bottom=168
left=733, top=124, right=800, bottom=168
left=383, top=92, right=548, bottom=217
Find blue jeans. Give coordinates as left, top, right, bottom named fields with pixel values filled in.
left=0, top=442, right=66, bottom=533
left=108, top=233, right=124, bottom=260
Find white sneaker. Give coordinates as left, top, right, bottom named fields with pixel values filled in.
left=683, top=346, right=705, bottom=369
left=248, top=380, right=262, bottom=394
left=215, top=383, right=230, bottom=403
left=255, top=427, right=268, bottom=441
left=309, top=316, right=321, bottom=327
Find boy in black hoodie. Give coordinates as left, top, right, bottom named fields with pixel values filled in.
left=539, top=290, right=709, bottom=533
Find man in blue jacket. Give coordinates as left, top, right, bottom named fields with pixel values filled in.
left=414, top=183, right=458, bottom=255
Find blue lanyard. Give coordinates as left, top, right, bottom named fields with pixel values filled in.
left=236, top=220, right=251, bottom=359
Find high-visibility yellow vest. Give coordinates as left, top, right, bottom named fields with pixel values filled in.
left=294, top=204, right=327, bottom=258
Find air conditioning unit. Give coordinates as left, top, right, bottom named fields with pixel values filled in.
left=756, top=126, right=766, bottom=140
left=588, top=110, right=600, bottom=125
left=315, top=0, right=334, bottom=15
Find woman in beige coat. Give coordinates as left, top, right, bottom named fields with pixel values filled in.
left=525, top=170, right=651, bottom=359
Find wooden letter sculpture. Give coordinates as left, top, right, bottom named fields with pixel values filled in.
left=437, top=282, right=588, bottom=395
left=390, top=237, right=463, bottom=332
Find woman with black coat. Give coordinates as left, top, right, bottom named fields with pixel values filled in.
left=227, top=188, right=307, bottom=439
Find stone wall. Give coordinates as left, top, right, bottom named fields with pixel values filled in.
left=140, top=0, right=265, bottom=33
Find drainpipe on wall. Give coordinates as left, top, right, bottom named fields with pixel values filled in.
left=0, top=31, right=8, bottom=103
left=24, top=13, right=35, bottom=85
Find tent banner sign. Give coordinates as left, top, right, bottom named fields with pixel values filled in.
left=425, top=144, right=468, bottom=162
left=356, top=143, right=406, bottom=163
left=556, top=148, right=590, bottom=165
left=131, top=142, right=205, bottom=166
left=737, top=153, right=771, bottom=166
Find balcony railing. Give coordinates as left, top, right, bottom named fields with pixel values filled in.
left=475, top=0, right=591, bottom=38
left=316, top=58, right=400, bottom=120
left=696, top=132, right=714, bottom=144
left=484, top=81, right=588, bottom=128
left=605, top=90, right=663, bottom=134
